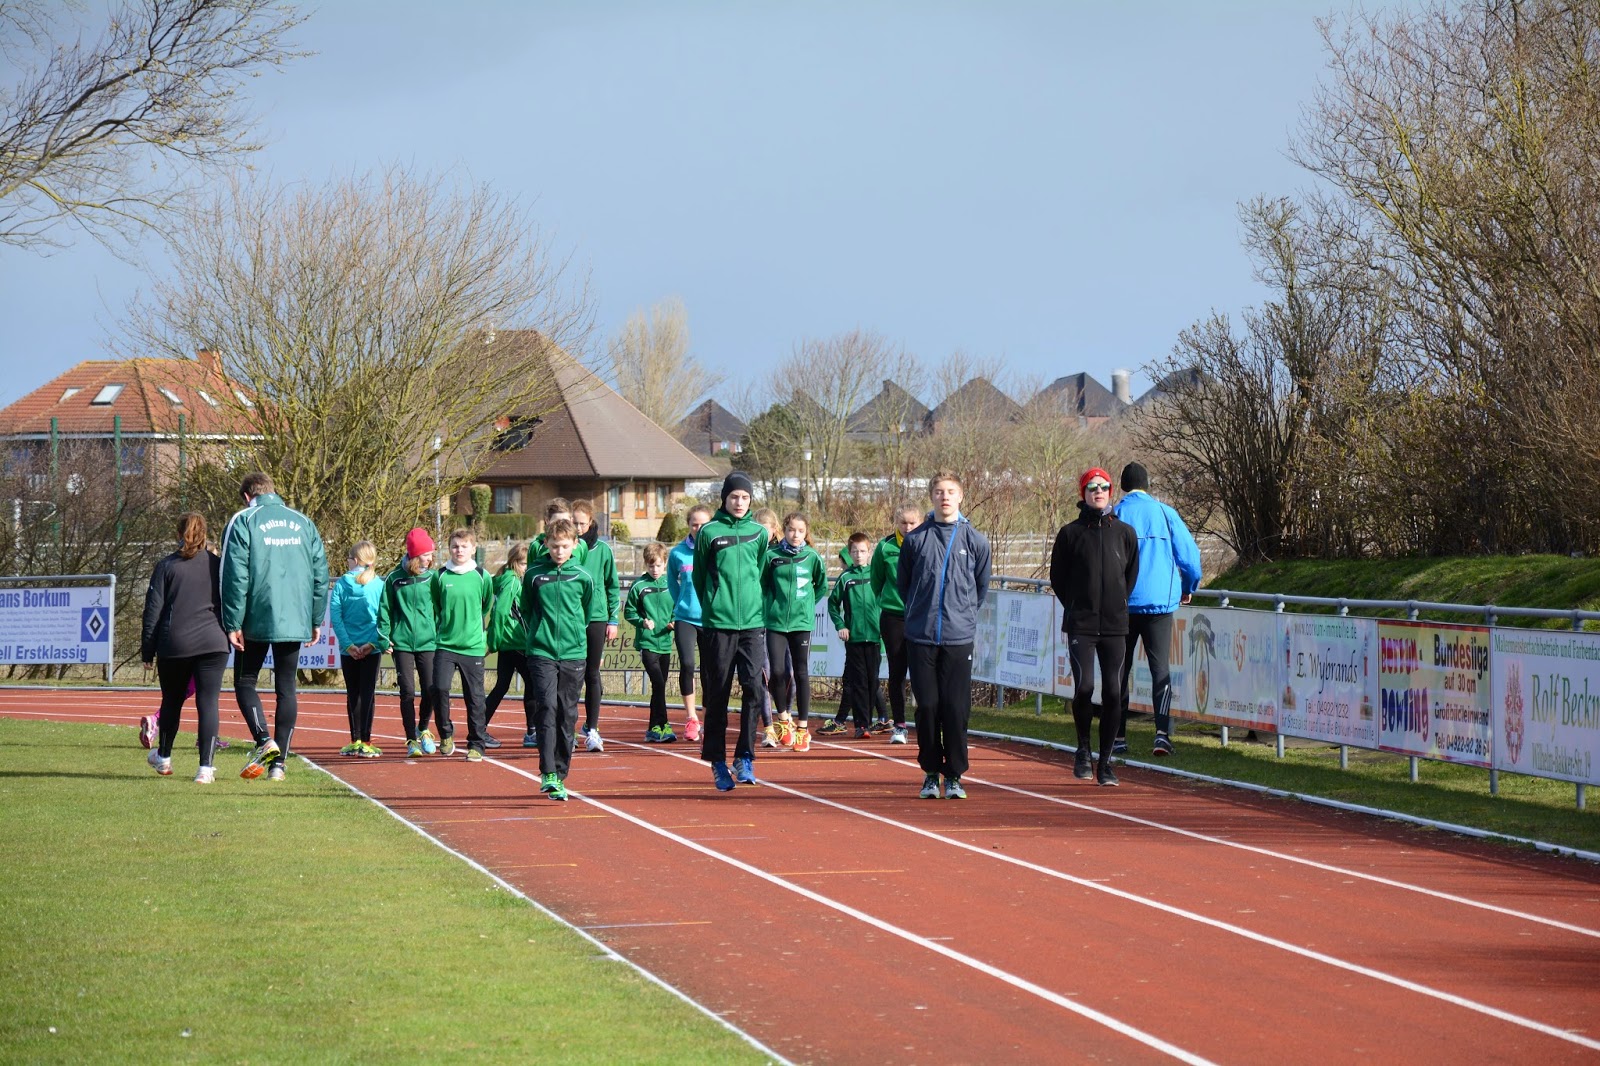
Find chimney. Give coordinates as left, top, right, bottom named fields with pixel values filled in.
left=196, top=349, right=224, bottom=378
left=1111, top=368, right=1131, bottom=405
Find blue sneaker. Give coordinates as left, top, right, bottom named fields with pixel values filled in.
left=733, top=756, right=756, bottom=785
left=522, top=730, right=538, bottom=749
left=419, top=729, right=438, bottom=755
left=711, top=761, right=735, bottom=791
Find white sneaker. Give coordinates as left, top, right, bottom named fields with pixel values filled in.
left=147, top=749, right=172, bottom=776
left=890, top=727, right=908, bottom=745
left=584, top=728, right=604, bottom=753
left=194, top=766, right=215, bottom=784
left=267, top=764, right=285, bottom=781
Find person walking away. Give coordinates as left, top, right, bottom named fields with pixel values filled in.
left=484, top=543, right=532, bottom=748
left=220, top=472, right=330, bottom=782
left=692, top=472, right=769, bottom=790
left=1050, top=468, right=1140, bottom=786
left=830, top=531, right=887, bottom=739
left=571, top=500, right=620, bottom=753
left=1112, top=462, right=1202, bottom=757
left=378, top=528, right=439, bottom=757
left=624, top=542, right=677, bottom=742
left=141, top=513, right=231, bottom=783
left=871, top=504, right=922, bottom=745
left=331, top=541, right=385, bottom=757
left=761, top=512, right=826, bottom=752
left=431, top=528, right=493, bottom=761
left=898, top=472, right=992, bottom=800
left=668, top=505, right=711, bottom=741
left=522, top=518, right=596, bottom=800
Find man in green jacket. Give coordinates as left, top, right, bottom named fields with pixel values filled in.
left=220, top=472, right=329, bottom=781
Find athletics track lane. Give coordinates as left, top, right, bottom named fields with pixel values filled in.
left=4, top=688, right=1599, bottom=1065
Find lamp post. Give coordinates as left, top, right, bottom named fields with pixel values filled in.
left=800, top=441, right=813, bottom=508
left=433, top=435, right=442, bottom=533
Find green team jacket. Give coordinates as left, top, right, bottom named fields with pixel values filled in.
left=377, top=563, right=437, bottom=651
left=486, top=569, right=527, bottom=653
left=433, top=565, right=492, bottom=655
left=829, top=563, right=881, bottom=645
left=579, top=537, right=621, bottom=624
left=219, top=494, right=330, bottom=642
left=761, top=543, right=826, bottom=633
left=521, top=557, right=595, bottom=661
left=869, top=532, right=906, bottom=616
left=623, top=573, right=675, bottom=654
left=692, top=508, right=767, bottom=631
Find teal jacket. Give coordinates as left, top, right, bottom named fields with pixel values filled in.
left=761, top=543, right=825, bottom=633
left=377, top=561, right=437, bottom=652
left=623, top=573, right=675, bottom=654
left=829, top=563, right=881, bottom=645
left=692, top=508, right=767, bottom=631
left=522, top=557, right=595, bottom=661
left=329, top=569, right=384, bottom=653
left=219, top=493, right=330, bottom=642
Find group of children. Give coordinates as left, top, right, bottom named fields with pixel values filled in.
left=317, top=477, right=926, bottom=801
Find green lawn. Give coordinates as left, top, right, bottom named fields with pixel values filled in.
left=0, top=718, right=767, bottom=1065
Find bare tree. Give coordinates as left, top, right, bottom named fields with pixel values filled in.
left=121, top=165, right=592, bottom=557
left=606, top=296, right=723, bottom=429
left=0, top=0, right=306, bottom=252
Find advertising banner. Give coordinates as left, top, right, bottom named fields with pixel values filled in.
left=229, top=606, right=339, bottom=670
left=1050, top=599, right=1104, bottom=704
left=0, top=584, right=113, bottom=665
left=808, top=598, right=845, bottom=680
left=1376, top=620, right=1491, bottom=766
left=1126, top=610, right=1197, bottom=714
left=1281, top=614, right=1379, bottom=747
left=991, top=591, right=1055, bottom=693
left=1175, top=607, right=1280, bottom=731
left=1490, top=628, right=1600, bottom=785
left=972, top=594, right=1001, bottom=684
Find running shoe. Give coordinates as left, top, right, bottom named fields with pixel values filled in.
left=359, top=741, right=382, bottom=758
left=419, top=729, right=438, bottom=755
left=440, top=735, right=456, bottom=756
left=944, top=776, right=966, bottom=800
left=1096, top=759, right=1120, bottom=787
left=1153, top=733, right=1173, bottom=757
left=340, top=741, right=361, bottom=757
left=466, top=747, right=484, bottom=762
left=792, top=727, right=811, bottom=753
left=889, top=727, right=908, bottom=745
left=874, top=718, right=891, bottom=733
left=684, top=716, right=701, bottom=742
left=146, top=749, right=172, bottom=776
left=547, top=777, right=568, bottom=802
left=482, top=734, right=502, bottom=749
left=407, top=739, right=424, bottom=758
left=711, top=761, right=735, bottom=791
left=522, top=730, right=539, bottom=748
left=540, top=771, right=560, bottom=794
left=853, top=726, right=870, bottom=739
left=267, top=764, right=286, bottom=782
left=659, top=726, right=677, bottom=743
left=919, top=773, right=941, bottom=799
left=775, top=715, right=796, bottom=748
left=138, top=714, right=157, bottom=750
left=733, top=756, right=756, bottom=785
left=584, top=728, right=604, bottom=753
left=194, top=766, right=215, bottom=784
left=240, top=739, right=281, bottom=780
left=760, top=725, right=779, bottom=748
left=1072, top=746, right=1093, bottom=780
left=645, top=725, right=663, bottom=743
left=214, top=736, right=230, bottom=750
left=817, top=720, right=848, bottom=736
left=1112, top=738, right=1129, bottom=756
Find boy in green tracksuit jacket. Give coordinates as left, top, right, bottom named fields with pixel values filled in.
left=870, top=504, right=922, bottom=742
left=761, top=512, right=826, bottom=748
left=623, top=542, right=676, bottom=743
left=691, top=472, right=768, bottom=790
left=521, top=518, right=595, bottom=801
left=431, top=528, right=493, bottom=760
left=377, top=528, right=440, bottom=754
left=827, top=531, right=886, bottom=737
left=572, top=499, right=621, bottom=751
left=484, top=544, right=531, bottom=749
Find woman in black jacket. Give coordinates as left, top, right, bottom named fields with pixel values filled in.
left=141, top=512, right=231, bottom=782
left=1049, top=468, right=1140, bottom=786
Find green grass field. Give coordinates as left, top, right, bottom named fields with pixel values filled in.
left=0, top=717, right=768, bottom=1065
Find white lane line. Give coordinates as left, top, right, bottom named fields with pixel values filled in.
left=299, top=756, right=792, bottom=1066
left=615, top=742, right=1600, bottom=1054
left=486, top=755, right=1218, bottom=1066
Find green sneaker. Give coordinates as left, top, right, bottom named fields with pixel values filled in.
left=419, top=729, right=438, bottom=754
left=466, top=747, right=484, bottom=762
left=241, top=739, right=281, bottom=780
left=440, top=735, right=456, bottom=756
left=339, top=741, right=361, bottom=757
left=406, top=739, right=424, bottom=758
left=540, top=772, right=568, bottom=801
left=360, top=741, right=382, bottom=758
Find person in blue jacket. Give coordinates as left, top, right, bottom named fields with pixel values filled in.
left=1112, top=462, right=1202, bottom=758
left=667, top=504, right=711, bottom=742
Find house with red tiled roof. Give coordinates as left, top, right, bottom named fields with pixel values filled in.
left=0, top=350, right=259, bottom=487
left=470, top=337, right=718, bottom=533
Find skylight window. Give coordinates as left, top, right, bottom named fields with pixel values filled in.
left=196, top=390, right=220, bottom=408
left=60, top=387, right=80, bottom=402
left=233, top=389, right=253, bottom=409
left=157, top=387, right=183, bottom=406
left=90, top=384, right=123, bottom=405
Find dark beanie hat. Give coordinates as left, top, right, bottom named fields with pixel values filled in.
left=721, top=471, right=754, bottom=504
left=1120, top=462, right=1149, bottom=492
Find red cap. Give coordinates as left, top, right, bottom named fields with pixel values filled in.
left=404, top=527, right=435, bottom=558
left=1079, top=468, right=1113, bottom=500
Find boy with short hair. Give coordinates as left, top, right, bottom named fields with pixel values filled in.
left=521, top=517, right=595, bottom=801
left=430, top=527, right=493, bottom=760
left=624, top=541, right=676, bottom=742
left=830, top=532, right=885, bottom=739
left=571, top=499, right=621, bottom=753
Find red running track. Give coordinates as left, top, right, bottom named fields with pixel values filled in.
left=5, top=687, right=1600, bottom=1065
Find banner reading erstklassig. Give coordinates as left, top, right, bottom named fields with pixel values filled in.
left=1281, top=614, right=1378, bottom=747
left=1490, top=627, right=1600, bottom=785
left=1376, top=620, right=1491, bottom=766
left=1176, top=608, right=1279, bottom=731
left=0, top=585, right=112, bottom=665
left=992, top=590, right=1055, bottom=693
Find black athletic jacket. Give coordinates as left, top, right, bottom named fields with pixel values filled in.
left=1049, top=502, right=1140, bottom=637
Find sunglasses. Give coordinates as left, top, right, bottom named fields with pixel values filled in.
left=1084, top=482, right=1112, bottom=493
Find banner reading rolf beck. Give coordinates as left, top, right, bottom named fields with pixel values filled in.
left=0, top=584, right=113, bottom=665
left=1492, top=626, right=1600, bottom=786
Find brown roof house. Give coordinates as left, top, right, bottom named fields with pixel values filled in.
left=675, top=398, right=748, bottom=465
left=846, top=379, right=930, bottom=444
left=474, top=343, right=718, bottom=537
left=924, top=377, right=1022, bottom=433
left=0, top=350, right=259, bottom=494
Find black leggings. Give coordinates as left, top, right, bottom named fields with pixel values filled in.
left=641, top=649, right=671, bottom=729
left=1119, top=612, right=1175, bottom=738
left=485, top=648, right=531, bottom=725
left=156, top=651, right=228, bottom=765
left=674, top=622, right=699, bottom=696
left=235, top=639, right=302, bottom=754
left=582, top=620, right=607, bottom=732
left=392, top=649, right=435, bottom=741
left=1067, top=631, right=1126, bottom=761
left=340, top=653, right=381, bottom=743
left=766, top=629, right=811, bottom=721
left=880, top=611, right=909, bottom=726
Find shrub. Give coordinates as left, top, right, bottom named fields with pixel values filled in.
left=657, top=512, right=686, bottom=544
left=468, top=483, right=492, bottom=524
left=610, top=520, right=631, bottom=542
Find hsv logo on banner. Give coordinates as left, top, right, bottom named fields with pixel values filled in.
left=1176, top=608, right=1279, bottom=731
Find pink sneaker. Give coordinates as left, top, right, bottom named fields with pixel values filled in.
left=138, top=715, right=157, bottom=749
left=684, top=716, right=701, bottom=742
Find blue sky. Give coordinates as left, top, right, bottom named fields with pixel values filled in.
left=0, top=1, right=1388, bottom=410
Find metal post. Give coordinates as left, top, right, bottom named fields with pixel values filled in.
left=1220, top=725, right=1229, bottom=747
left=1409, top=756, right=1418, bottom=782
left=1579, top=784, right=1587, bottom=811
left=49, top=416, right=60, bottom=557
left=1276, top=734, right=1284, bottom=759
left=1489, top=769, right=1499, bottom=795
left=1339, top=745, right=1348, bottom=769
left=998, top=685, right=1005, bottom=710
left=1035, top=691, right=1043, bottom=717
left=112, top=413, right=122, bottom=541
left=106, top=573, right=116, bottom=686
